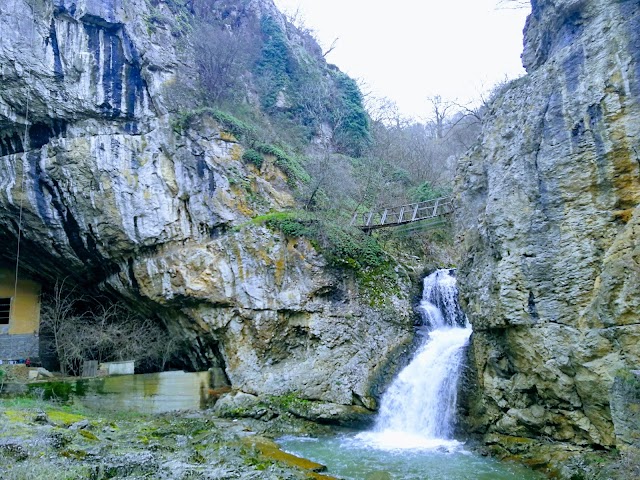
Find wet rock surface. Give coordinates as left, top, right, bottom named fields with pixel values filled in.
left=0, top=398, right=334, bottom=480
left=213, top=390, right=375, bottom=429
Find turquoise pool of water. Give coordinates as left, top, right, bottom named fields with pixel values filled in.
left=278, top=434, right=544, bottom=480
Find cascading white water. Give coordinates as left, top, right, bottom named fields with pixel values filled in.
left=357, top=269, right=472, bottom=450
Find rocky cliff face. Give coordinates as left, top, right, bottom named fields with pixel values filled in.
left=457, top=0, right=640, bottom=455
left=0, top=0, right=415, bottom=414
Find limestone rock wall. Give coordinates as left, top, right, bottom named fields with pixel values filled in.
left=457, top=0, right=640, bottom=448
left=610, top=371, right=640, bottom=450
left=0, top=0, right=415, bottom=410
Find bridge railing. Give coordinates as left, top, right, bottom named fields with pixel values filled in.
left=350, top=196, right=453, bottom=230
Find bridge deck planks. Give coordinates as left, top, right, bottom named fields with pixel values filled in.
left=351, top=197, right=453, bottom=231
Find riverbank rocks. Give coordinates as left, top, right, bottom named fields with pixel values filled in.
left=456, top=0, right=640, bottom=465
left=213, top=390, right=375, bottom=428
left=0, top=440, right=29, bottom=461
left=0, top=399, right=328, bottom=479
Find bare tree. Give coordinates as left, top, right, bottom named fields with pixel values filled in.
left=40, top=281, right=183, bottom=375
left=192, top=22, right=252, bottom=104
left=295, top=81, right=361, bottom=209
left=364, top=95, right=411, bottom=128
left=343, top=90, right=485, bottom=215
left=427, top=95, right=456, bottom=140
left=322, top=37, right=339, bottom=58
left=39, top=278, right=88, bottom=375
left=282, top=6, right=311, bottom=34
left=496, top=0, right=530, bottom=9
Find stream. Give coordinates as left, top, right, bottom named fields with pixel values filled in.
left=278, top=434, right=543, bottom=480
left=279, top=270, right=543, bottom=479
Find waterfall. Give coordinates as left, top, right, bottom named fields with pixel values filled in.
left=357, top=269, right=472, bottom=450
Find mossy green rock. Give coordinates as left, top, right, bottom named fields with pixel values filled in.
left=0, top=397, right=335, bottom=479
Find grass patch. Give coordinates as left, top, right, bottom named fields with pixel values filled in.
left=172, top=107, right=257, bottom=139
left=255, top=143, right=310, bottom=184
left=2, top=397, right=52, bottom=410
left=4, top=409, right=30, bottom=423
left=242, top=149, right=264, bottom=169
left=249, top=211, right=388, bottom=272
left=47, top=410, right=86, bottom=426
left=251, top=211, right=314, bottom=238
left=1, top=463, right=94, bottom=480
left=0, top=396, right=153, bottom=425
left=270, top=392, right=312, bottom=412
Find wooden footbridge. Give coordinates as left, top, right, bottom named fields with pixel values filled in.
left=350, top=196, right=454, bottom=231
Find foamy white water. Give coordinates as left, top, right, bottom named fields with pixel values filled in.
left=357, top=269, right=471, bottom=451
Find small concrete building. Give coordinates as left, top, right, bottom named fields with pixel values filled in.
left=0, top=268, right=41, bottom=362
left=98, top=360, right=136, bottom=376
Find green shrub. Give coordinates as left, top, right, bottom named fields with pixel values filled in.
left=251, top=212, right=386, bottom=270
left=391, top=168, right=411, bottom=185
left=251, top=212, right=313, bottom=238
left=172, top=108, right=257, bottom=139
left=28, top=382, right=74, bottom=402
left=255, top=144, right=310, bottom=184
left=255, top=17, right=295, bottom=111
left=242, top=149, right=264, bottom=169
left=331, top=71, right=370, bottom=156
left=212, top=110, right=256, bottom=137
left=254, top=143, right=285, bottom=157
left=318, top=223, right=387, bottom=270
left=145, top=11, right=170, bottom=29
left=408, top=182, right=451, bottom=202
left=272, top=218, right=311, bottom=237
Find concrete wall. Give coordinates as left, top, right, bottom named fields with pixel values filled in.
left=0, top=268, right=41, bottom=335
left=0, top=334, right=39, bottom=361
left=99, top=360, right=136, bottom=375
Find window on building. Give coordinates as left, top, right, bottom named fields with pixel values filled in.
left=0, top=298, right=11, bottom=325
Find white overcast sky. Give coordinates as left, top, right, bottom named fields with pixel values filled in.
left=273, top=0, right=531, bottom=119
